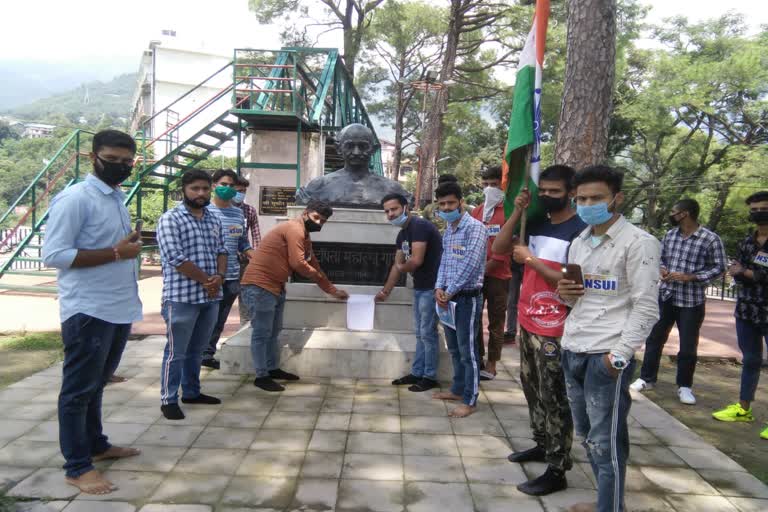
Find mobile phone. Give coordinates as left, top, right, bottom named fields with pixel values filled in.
left=562, top=263, right=584, bottom=286
left=135, top=220, right=143, bottom=234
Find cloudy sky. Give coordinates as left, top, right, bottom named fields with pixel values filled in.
left=2, top=0, right=766, bottom=80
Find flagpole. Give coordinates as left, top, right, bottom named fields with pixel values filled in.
left=518, top=146, right=532, bottom=243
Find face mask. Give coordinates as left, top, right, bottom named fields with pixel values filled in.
left=577, top=200, right=615, bottom=226
left=389, top=211, right=408, bottom=227
left=540, top=195, right=569, bottom=213
left=94, top=156, right=133, bottom=186
left=483, top=187, right=505, bottom=206
left=183, top=193, right=210, bottom=209
left=231, top=192, right=245, bottom=205
left=438, top=208, right=462, bottom=224
left=215, top=185, right=237, bottom=201
left=304, top=218, right=323, bottom=233
left=749, top=211, right=768, bottom=224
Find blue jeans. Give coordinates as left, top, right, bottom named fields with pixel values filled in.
left=562, top=350, right=635, bottom=512
left=204, top=279, right=241, bottom=360
left=736, top=318, right=767, bottom=402
left=443, top=294, right=483, bottom=406
left=160, top=301, right=219, bottom=405
left=59, top=313, right=131, bottom=478
left=242, top=285, right=286, bottom=377
left=412, top=289, right=439, bottom=380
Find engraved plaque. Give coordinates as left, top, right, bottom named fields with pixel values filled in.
left=259, top=186, right=296, bottom=216
left=293, top=242, right=406, bottom=286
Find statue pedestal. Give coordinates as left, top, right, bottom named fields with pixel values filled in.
left=219, top=208, right=452, bottom=380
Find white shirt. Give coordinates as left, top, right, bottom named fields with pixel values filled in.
left=561, top=215, right=661, bottom=360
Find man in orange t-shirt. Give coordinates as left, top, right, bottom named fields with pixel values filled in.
left=240, top=199, right=349, bottom=392
left=470, top=165, right=511, bottom=379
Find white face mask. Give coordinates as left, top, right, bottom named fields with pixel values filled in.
left=483, top=186, right=505, bottom=222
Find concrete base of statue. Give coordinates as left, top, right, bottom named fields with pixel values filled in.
left=219, top=283, right=453, bottom=380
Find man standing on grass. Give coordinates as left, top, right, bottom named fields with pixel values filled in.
left=431, top=181, right=488, bottom=418
left=43, top=129, right=143, bottom=494
left=630, top=198, right=726, bottom=405
left=157, top=169, right=227, bottom=420
left=379, top=192, right=443, bottom=392
left=201, top=169, right=254, bottom=369
left=712, top=191, right=768, bottom=440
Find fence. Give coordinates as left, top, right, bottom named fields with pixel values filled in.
left=0, top=226, right=44, bottom=271
left=705, top=272, right=737, bottom=301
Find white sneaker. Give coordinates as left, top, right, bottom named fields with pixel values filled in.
left=630, top=378, right=654, bottom=392
left=678, top=387, right=696, bottom=405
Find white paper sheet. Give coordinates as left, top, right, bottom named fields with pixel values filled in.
left=346, top=294, right=376, bottom=331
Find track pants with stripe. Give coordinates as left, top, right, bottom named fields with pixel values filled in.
left=562, top=350, right=635, bottom=512
left=444, top=294, right=483, bottom=406
left=160, top=300, right=219, bottom=405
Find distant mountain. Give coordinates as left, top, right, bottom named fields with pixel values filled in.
left=6, top=73, right=137, bottom=122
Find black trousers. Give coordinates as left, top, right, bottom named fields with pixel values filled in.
left=639, top=298, right=706, bottom=388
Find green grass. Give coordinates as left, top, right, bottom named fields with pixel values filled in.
left=0, top=331, right=63, bottom=388
left=0, top=494, right=15, bottom=512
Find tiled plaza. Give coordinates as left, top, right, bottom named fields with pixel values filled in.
left=1, top=335, right=766, bottom=511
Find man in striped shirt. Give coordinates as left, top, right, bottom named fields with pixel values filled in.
left=233, top=175, right=261, bottom=326
left=431, top=181, right=488, bottom=418
left=201, top=169, right=254, bottom=369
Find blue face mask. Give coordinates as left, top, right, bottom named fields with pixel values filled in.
left=577, top=200, right=615, bottom=226
left=438, top=208, right=462, bottom=223
left=231, top=191, right=245, bottom=205
left=389, top=211, right=408, bottom=227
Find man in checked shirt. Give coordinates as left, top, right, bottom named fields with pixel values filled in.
left=431, top=181, right=488, bottom=418
left=630, top=198, right=727, bottom=405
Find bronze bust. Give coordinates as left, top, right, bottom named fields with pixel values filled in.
left=295, top=124, right=412, bottom=209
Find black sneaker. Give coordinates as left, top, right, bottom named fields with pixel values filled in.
left=269, top=369, right=300, bottom=381
left=517, top=466, right=568, bottom=496
left=181, top=393, right=221, bottom=405
left=161, top=403, right=185, bottom=420
left=254, top=377, right=285, bottom=392
left=408, top=378, right=439, bottom=392
left=201, top=358, right=220, bottom=370
left=508, top=445, right=546, bottom=463
left=392, top=374, right=420, bottom=386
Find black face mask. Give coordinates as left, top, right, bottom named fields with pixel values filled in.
left=304, top=218, right=323, bottom=233
left=94, top=156, right=133, bottom=186
left=540, top=195, right=569, bottom=213
left=749, top=211, right=768, bottom=225
left=183, top=193, right=210, bottom=209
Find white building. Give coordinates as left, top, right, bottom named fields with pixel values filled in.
left=22, top=123, right=56, bottom=139
left=129, top=33, right=237, bottom=159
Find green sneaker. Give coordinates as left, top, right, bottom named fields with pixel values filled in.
left=712, top=403, right=754, bottom=422
left=761, top=425, right=768, bottom=440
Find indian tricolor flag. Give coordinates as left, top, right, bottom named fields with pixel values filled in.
left=502, top=0, right=550, bottom=220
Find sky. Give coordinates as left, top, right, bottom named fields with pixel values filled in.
left=1, top=0, right=767, bottom=82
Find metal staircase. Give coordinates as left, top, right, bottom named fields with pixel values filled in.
left=0, top=47, right=382, bottom=294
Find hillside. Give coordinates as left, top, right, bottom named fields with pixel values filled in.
left=6, top=73, right=137, bottom=123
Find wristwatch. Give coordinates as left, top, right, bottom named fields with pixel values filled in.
left=609, top=354, right=628, bottom=370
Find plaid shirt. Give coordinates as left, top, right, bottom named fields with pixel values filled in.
left=158, top=204, right=228, bottom=304
left=660, top=225, right=726, bottom=307
left=435, top=212, right=487, bottom=296
left=734, top=232, right=768, bottom=325
left=241, top=202, right=262, bottom=248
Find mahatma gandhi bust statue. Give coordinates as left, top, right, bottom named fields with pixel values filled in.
left=295, top=123, right=412, bottom=209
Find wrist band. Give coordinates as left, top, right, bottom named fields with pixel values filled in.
left=113, top=247, right=121, bottom=261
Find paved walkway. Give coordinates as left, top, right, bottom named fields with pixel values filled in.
left=1, top=337, right=766, bottom=512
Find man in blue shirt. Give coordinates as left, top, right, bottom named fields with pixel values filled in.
left=201, top=169, right=253, bottom=369
left=378, top=192, right=443, bottom=392
left=157, top=169, right=228, bottom=421
left=431, top=181, right=488, bottom=418
left=43, top=130, right=143, bottom=495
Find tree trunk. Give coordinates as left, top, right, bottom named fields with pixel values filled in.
left=392, top=80, right=405, bottom=181
left=554, top=0, right=617, bottom=169
left=706, top=178, right=734, bottom=233
left=417, top=0, right=463, bottom=206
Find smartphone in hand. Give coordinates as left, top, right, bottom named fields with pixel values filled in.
left=562, top=263, right=584, bottom=286
left=133, top=220, right=143, bottom=242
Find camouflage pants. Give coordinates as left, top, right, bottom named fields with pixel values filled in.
left=519, top=327, right=573, bottom=471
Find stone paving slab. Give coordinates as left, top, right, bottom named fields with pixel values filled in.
left=3, top=339, right=768, bottom=512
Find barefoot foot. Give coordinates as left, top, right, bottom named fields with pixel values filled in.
left=65, top=469, right=116, bottom=495
left=432, top=391, right=462, bottom=401
left=567, top=502, right=597, bottom=512
left=92, top=446, right=141, bottom=462
left=108, top=375, right=127, bottom=384
left=448, top=404, right=477, bottom=418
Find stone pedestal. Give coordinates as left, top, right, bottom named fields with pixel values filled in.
left=219, top=208, right=453, bottom=380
